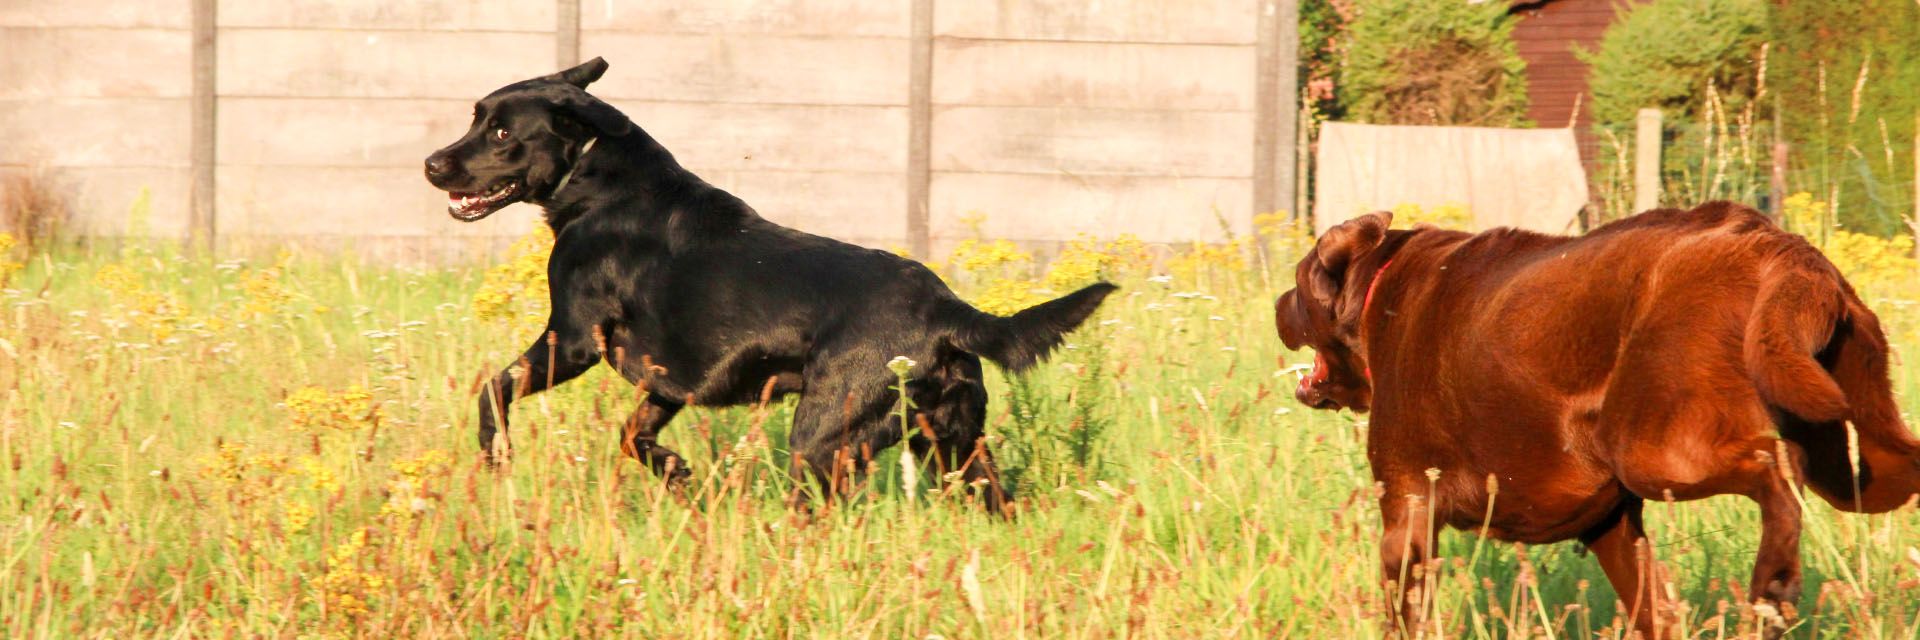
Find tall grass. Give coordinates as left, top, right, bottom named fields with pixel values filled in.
left=0, top=207, right=1915, bottom=638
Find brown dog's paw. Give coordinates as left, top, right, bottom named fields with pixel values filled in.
left=1751, top=601, right=1790, bottom=640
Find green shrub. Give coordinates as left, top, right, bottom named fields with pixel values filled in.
left=1341, top=0, right=1529, bottom=127
left=1300, top=0, right=1356, bottom=122
left=1770, top=0, right=1920, bottom=237
left=1578, top=0, right=1768, bottom=126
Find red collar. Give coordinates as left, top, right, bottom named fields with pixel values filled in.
left=1360, top=258, right=1393, bottom=382
left=1362, top=258, right=1394, bottom=318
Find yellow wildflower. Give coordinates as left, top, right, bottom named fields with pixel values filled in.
left=381, top=450, right=452, bottom=519
left=284, top=502, right=314, bottom=535
left=285, top=385, right=380, bottom=433
left=473, top=224, right=553, bottom=327
left=950, top=238, right=1033, bottom=275
left=1391, top=202, right=1472, bottom=230
left=296, top=457, right=341, bottom=493
left=240, top=266, right=293, bottom=316
left=0, top=233, right=20, bottom=284
left=320, top=527, right=385, bottom=618
left=970, top=278, right=1048, bottom=316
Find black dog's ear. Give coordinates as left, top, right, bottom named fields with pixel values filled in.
left=557, top=92, right=634, bottom=136
left=549, top=57, right=610, bottom=89
left=531, top=83, right=634, bottom=137
left=1307, top=211, right=1393, bottom=307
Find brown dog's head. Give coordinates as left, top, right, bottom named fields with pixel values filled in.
left=1275, top=211, right=1393, bottom=412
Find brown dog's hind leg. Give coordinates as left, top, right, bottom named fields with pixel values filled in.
left=1579, top=497, right=1671, bottom=640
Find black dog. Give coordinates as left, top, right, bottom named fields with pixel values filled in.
left=423, top=58, right=1115, bottom=512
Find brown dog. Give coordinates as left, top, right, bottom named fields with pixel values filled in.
left=1275, top=202, right=1920, bottom=638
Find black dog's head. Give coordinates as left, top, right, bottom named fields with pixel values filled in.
left=424, top=57, right=634, bottom=222
left=1274, top=211, right=1392, bottom=412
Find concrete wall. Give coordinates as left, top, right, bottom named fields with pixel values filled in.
left=582, top=1, right=913, bottom=249
left=929, top=3, right=1260, bottom=253
left=3, top=0, right=1283, bottom=261
left=0, top=0, right=194, bottom=237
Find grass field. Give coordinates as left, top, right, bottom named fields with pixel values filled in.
left=0, top=203, right=1917, bottom=639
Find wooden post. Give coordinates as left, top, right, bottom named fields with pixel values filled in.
left=1254, top=0, right=1300, bottom=222
left=1633, top=108, right=1662, bottom=213
left=1770, top=142, right=1788, bottom=220
left=189, top=0, right=216, bottom=249
left=556, top=0, right=580, bottom=68
left=905, top=0, right=933, bottom=258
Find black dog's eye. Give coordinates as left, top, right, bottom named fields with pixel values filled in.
left=492, top=128, right=511, bottom=142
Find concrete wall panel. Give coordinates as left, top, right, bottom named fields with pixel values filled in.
left=934, top=40, right=1253, bottom=111
left=934, top=1, right=1256, bottom=44
left=0, top=0, right=188, bottom=28
left=932, top=106, right=1251, bottom=177
left=582, top=0, right=908, bottom=37
left=216, top=165, right=540, bottom=236
left=0, top=28, right=191, bottom=99
left=4, top=166, right=195, bottom=237
left=217, top=30, right=554, bottom=98
left=929, top=172, right=1250, bottom=247
left=708, top=169, right=907, bottom=247
left=0, top=99, right=192, bottom=167
left=217, top=0, right=553, bottom=32
left=581, top=33, right=908, bottom=106
left=627, top=102, right=908, bottom=173
left=218, top=98, right=470, bottom=168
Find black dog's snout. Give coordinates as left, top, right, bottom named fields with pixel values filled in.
left=424, top=153, right=457, bottom=179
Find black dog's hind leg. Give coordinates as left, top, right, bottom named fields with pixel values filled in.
left=908, top=353, right=1009, bottom=515
left=478, top=328, right=602, bottom=463
left=621, top=393, right=690, bottom=484
left=784, top=369, right=898, bottom=511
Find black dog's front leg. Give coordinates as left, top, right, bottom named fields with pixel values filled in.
left=478, top=328, right=601, bottom=463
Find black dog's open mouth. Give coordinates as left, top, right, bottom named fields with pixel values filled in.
left=447, top=182, right=521, bottom=221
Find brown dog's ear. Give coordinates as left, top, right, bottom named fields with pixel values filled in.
left=550, top=57, right=610, bottom=89
left=1275, top=290, right=1308, bottom=350
left=1307, top=211, right=1393, bottom=306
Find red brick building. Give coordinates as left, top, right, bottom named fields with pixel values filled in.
left=1508, top=0, right=1642, bottom=131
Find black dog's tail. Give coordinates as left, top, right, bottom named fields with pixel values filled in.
left=945, top=283, right=1118, bottom=373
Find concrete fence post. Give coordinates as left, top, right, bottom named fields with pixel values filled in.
left=1254, top=0, right=1300, bottom=223
left=906, top=0, right=934, bottom=258
left=1633, top=108, right=1662, bottom=214
left=556, top=0, right=580, bottom=67
left=189, top=0, right=217, bottom=249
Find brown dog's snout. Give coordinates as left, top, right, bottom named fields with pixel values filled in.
left=424, top=153, right=457, bottom=179
left=1294, top=351, right=1338, bottom=409
left=1294, top=378, right=1324, bottom=407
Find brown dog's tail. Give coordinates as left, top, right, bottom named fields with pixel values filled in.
left=946, top=283, right=1117, bottom=373
left=1753, top=250, right=1920, bottom=513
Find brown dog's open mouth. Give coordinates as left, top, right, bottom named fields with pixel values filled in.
left=447, top=182, right=521, bottom=221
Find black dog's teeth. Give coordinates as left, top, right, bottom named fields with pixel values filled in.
left=447, top=183, right=517, bottom=215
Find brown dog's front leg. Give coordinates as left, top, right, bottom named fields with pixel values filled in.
left=1580, top=497, right=1671, bottom=639
left=1378, top=493, right=1437, bottom=638
left=1745, top=444, right=1805, bottom=639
